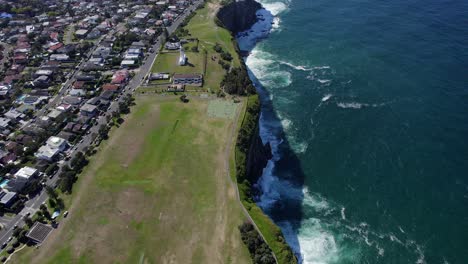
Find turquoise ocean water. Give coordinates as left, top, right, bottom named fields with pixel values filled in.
left=237, top=0, right=468, bottom=263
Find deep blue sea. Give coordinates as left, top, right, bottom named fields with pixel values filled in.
left=237, top=0, right=468, bottom=263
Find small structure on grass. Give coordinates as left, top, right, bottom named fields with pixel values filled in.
left=178, top=47, right=187, bottom=66
left=26, top=222, right=54, bottom=244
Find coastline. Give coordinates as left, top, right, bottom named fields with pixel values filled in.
left=217, top=1, right=298, bottom=263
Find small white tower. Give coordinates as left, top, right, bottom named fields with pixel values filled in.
left=178, top=47, right=187, bottom=66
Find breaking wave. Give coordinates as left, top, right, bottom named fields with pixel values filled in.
left=261, top=1, right=290, bottom=16
left=336, top=101, right=392, bottom=109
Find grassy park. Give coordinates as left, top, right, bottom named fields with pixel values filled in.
left=150, top=1, right=241, bottom=92
left=11, top=97, right=251, bottom=264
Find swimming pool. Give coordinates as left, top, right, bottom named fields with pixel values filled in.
left=0, top=179, right=10, bottom=188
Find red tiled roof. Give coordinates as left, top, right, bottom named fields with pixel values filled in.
left=3, top=75, right=20, bottom=84
left=111, top=76, right=125, bottom=84
left=102, top=84, right=119, bottom=91
left=48, top=43, right=63, bottom=51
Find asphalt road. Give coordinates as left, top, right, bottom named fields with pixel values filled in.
left=0, top=0, right=202, bottom=249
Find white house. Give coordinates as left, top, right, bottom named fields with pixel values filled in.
left=35, top=136, right=68, bottom=161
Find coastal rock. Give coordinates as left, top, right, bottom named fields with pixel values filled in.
left=217, top=0, right=262, bottom=34
left=246, top=127, right=272, bottom=183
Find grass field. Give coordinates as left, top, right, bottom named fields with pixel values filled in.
left=11, top=97, right=251, bottom=264
left=207, top=99, right=238, bottom=119
left=151, top=51, right=205, bottom=75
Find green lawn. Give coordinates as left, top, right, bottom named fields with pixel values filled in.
left=151, top=51, right=205, bottom=76
left=11, top=97, right=251, bottom=264
left=184, top=2, right=240, bottom=67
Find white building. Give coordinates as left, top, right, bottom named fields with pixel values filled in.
left=35, top=136, right=68, bottom=161
left=14, top=166, right=38, bottom=180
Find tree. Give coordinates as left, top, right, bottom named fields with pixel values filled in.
left=41, top=209, right=51, bottom=220
left=70, top=151, right=88, bottom=171
left=98, top=125, right=109, bottom=140
left=45, top=163, right=57, bottom=176
left=179, top=95, right=189, bottom=103
left=18, top=229, right=28, bottom=243
left=23, top=216, right=33, bottom=227
left=58, top=171, right=77, bottom=194
left=221, top=67, right=256, bottom=95
left=12, top=227, right=23, bottom=238
left=118, top=101, right=130, bottom=114
left=48, top=198, right=56, bottom=209
left=6, top=247, right=14, bottom=254
left=55, top=198, right=65, bottom=210
left=45, top=186, right=58, bottom=200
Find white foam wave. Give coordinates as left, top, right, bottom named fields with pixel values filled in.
left=279, top=60, right=313, bottom=71
left=398, top=226, right=406, bottom=234
left=272, top=16, right=281, bottom=31
left=281, top=118, right=292, bottom=130
left=337, top=102, right=364, bottom=109
left=313, top=66, right=331, bottom=70
left=246, top=49, right=293, bottom=88
left=337, top=101, right=392, bottom=109
left=262, top=1, right=289, bottom=16
left=340, top=207, right=346, bottom=220
left=321, top=94, right=332, bottom=102
left=414, top=244, right=426, bottom=264
left=317, top=79, right=331, bottom=84
left=291, top=141, right=308, bottom=154
left=298, top=218, right=339, bottom=264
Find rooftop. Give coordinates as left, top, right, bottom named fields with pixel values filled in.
left=26, top=222, right=54, bottom=244
left=14, top=166, right=37, bottom=179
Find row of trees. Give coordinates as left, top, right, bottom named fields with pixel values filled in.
left=57, top=151, right=88, bottom=194
left=239, top=222, right=276, bottom=264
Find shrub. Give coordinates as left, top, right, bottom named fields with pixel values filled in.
left=6, top=247, right=14, bottom=254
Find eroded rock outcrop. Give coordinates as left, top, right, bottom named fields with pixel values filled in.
left=217, top=0, right=262, bottom=34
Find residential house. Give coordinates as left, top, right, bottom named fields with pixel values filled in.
left=80, top=103, right=98, bottom=117
left=35, top=136, right=68, bottom=161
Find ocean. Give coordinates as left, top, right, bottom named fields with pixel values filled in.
left=236, top=0, right=468, bottom=263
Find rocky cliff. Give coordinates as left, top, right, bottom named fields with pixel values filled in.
left=217, top=0, right=262, bottom=34
left=246, top=127, right=272, bottom=183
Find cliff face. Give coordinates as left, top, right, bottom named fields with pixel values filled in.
left=217, top=0, right=262, bottom=34
left=246, top=126, right=272, bottom=183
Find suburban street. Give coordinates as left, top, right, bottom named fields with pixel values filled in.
left=0, top=0, right=202, bottom=248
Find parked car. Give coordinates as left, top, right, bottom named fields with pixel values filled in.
left=63, top=211, right=69, bottom=218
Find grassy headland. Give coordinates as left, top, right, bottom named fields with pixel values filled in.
left=11, top=97, right=251, bottom=264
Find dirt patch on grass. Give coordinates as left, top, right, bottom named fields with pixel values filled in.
left=208, top=2, right=221, bottom=18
